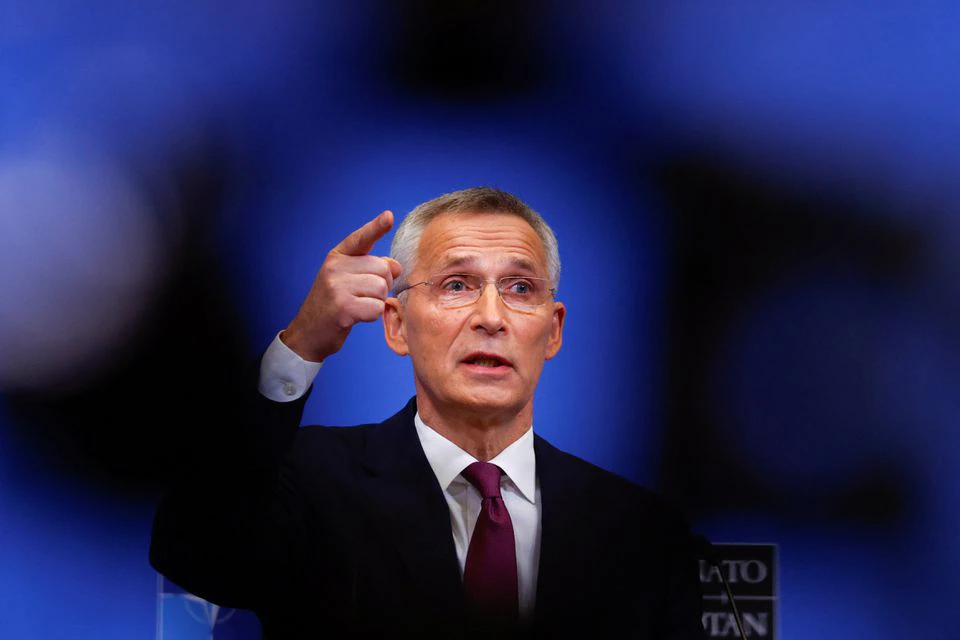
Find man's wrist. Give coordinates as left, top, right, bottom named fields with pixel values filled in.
left=279, top=323, right=340, bottom=363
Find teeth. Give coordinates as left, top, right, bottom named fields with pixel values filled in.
left=470, top=357, right=501, bottom=367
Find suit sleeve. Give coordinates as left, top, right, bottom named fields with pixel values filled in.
left=148, top=355, right=311, bottom=609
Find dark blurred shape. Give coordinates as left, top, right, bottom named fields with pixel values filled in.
left=824, top=465, right=912, bottom=525
left=0, top=150, right=164, bottom=392
left=655, top=157, right=924, bottom=526
left=389, top=0, right=547, bottom=99
left=2, top=136, right=257, bottom=499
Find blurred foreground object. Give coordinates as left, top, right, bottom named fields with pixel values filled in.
left=0, top=150, right=165, bottom=393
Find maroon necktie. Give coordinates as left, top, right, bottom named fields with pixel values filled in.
left=461, top=461, right=519, bottom=627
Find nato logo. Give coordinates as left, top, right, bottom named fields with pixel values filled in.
left=157, top=574, right=261, bottom=640
left=700, top=543, right=778, bottom=638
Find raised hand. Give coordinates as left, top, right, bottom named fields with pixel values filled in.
left=280, top=211, right=403, bottom=362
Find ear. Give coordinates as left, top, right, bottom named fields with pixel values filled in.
left=544, top=301, right=565, bottom=360
left=383, top=297, right=409, bottom=356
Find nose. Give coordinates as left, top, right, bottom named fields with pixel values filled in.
left=469, top=280, right=507, bottom=334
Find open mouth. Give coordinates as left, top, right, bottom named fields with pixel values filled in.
left=462, top=353, right=512, bottom=368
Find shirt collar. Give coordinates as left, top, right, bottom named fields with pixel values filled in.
left=414, top=412, right=537, bottom=505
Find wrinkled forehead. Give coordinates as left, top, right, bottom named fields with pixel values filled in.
left=434, top=253, right=541, bottom=275
left=416, top=211, right=549, bottom=275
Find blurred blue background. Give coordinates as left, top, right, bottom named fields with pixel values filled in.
left=2, top=1, right=958, bottom=637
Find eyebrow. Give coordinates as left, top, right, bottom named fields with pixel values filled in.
left=438, top=255, right=541, bottom=275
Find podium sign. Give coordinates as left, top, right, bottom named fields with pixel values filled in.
left=700, top=543, right=778, bottom=638
left=156, top=575, right=260, bottom=640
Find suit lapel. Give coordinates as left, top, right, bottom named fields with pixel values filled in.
left=355, top=404, right=595, bottom=625
left=533, top=435, right=594, bottom=623
left=358, top=398, right=466, bottom=619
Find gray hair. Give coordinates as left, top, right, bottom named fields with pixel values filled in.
left=389, top=187, right=561, bottom=293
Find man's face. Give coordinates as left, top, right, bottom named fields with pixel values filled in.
left=384, top=211, right=565, bottom=424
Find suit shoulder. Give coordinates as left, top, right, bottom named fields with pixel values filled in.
left=285, top=420, right=377, bottom=464
left=285, top=398, right=417, bottom=469
left=536, top=436, right=691, bottom=533
left=294, top=419, right=380, bottom=442
left=291, top=401, right=414, bottom=444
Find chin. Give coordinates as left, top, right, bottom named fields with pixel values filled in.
left=455, top=387, right=527, bottom=416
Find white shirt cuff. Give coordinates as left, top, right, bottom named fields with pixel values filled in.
left=258, top=331, right=323, bottom=402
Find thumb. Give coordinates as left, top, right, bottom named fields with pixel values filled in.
left=385, top=257, right=403, bottom=279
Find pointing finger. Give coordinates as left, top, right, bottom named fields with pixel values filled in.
left=336, top=210, right=394, bottom=257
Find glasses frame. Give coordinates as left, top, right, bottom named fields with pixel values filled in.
left=394, top=273, right=558, bottom=313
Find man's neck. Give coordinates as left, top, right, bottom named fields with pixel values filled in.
left=415, top=395, right=532, bottom=461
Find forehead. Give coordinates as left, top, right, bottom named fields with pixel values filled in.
left=416, top=211, right=547, bottom=274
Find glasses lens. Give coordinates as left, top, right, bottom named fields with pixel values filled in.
left=429, top=274, right=553, bottom=310
left=499, top=277, right=550, bottom=310
left=434, top=274, right=483, bottom=307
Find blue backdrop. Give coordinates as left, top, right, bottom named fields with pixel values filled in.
left=2, top=1, right=958, bottom=638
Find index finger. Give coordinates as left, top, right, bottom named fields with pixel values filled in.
left=335, top=210, right=394, bottom=256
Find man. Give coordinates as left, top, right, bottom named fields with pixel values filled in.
left=150, top=187, right=705, bottom=638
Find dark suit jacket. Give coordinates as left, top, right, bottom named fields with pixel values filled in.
left=151, top=390, right=705, bottom=639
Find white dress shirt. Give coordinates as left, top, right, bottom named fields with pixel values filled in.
left=414, top=412, right=541, bottom=620
left=258, top=332, right=542, bottom=619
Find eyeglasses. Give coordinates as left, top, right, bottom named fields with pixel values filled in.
left=395, top=273, right=557, bottom=313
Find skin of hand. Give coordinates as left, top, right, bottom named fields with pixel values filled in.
left=281, top=210, right=403, bottom=362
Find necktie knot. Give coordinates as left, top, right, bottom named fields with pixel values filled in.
left=461, top=461, right=503, bottom=500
